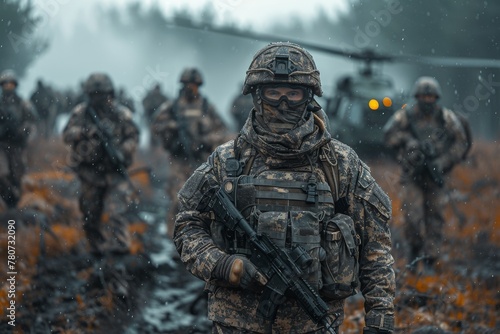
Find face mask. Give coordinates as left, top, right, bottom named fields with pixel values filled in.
left=89, top=93, right=111, bottom=110
left=418, top=100, right=435, bottom=115
left=183, top=84, right=199, bottom=102
left=256, top=101, right=307, bottom=134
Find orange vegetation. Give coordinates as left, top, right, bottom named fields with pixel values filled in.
left=342, top=140, right=500, bottom=333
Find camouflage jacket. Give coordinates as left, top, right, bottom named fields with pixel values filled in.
left=384, top=103, right=468, bottom=175
left=0, top=93, right=38, bottom=146
left=174, top=111, right=395, bottom=332
left=152, top=95, right=228, bottom=165
left=62, top=101, right=139, bottom=186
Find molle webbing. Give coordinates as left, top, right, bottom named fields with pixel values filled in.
left=236, top=176, right=334, bottom=212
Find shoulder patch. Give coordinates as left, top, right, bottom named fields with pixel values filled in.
left=354, top=163, right=391, bottom=219
left=178, top=163, right=216, bottom=210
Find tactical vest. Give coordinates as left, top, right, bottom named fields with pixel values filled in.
left=172, top=96, right=210, bottom=160
left=211, top=139, right=356, bottom=293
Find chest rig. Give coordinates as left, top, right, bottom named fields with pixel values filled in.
left=214, top=139, right=345, bottom=291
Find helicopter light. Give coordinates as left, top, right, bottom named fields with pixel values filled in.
left=383, top=97, right=392, bottom=107
left=368, top=99, right=379, bottom=110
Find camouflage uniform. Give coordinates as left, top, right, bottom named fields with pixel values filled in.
left=174, top=43, right=395, bottom=333
left=384, top=77, right=468, bottom=268
left=63, top=73, right=139, bottom=255
left=0, top=70, right=38, bottom=208
left=30, top=79, right=58, bottom=138
left=142, top=84, right=169, bottom=122
left=152, top=68, right=228, bottom=236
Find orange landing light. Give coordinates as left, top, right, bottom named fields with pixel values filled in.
left=383, top=97, right=393, bottom=107
left=368, top=99, right=379, bottom=110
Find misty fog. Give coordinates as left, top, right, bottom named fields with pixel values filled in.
left=10, top=0, right=500, bottom=138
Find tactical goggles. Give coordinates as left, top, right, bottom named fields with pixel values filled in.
left=260, top=84, right=311, bottom=107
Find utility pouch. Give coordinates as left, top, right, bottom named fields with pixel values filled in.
left=320, top=213, right=359, bottom=300
left=257, top=211, right=322, bottom=291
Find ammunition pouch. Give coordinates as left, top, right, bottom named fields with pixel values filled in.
left=320, top=213, right=360, bottom=300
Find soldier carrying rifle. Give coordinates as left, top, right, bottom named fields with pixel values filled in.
left=63, top=73, right=139, bottom=256
left=384, top=76, right=470, bottom=273
left=174, top=43, right=395, bottom=334
left=0, top=69, right=37, bottom=210
left=152, top=68, right=228, bottom=237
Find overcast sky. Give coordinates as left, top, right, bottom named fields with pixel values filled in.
left=32, top=0, right=349, bottom=38
left=18, top=0, right=351, bottom=125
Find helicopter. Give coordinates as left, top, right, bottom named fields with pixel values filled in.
left=170, top=20, right=500, bottom=158
left=323, top=49, right=407, bottom=156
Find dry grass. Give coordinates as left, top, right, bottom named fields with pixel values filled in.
left=343, top=140, right=500, bottom=333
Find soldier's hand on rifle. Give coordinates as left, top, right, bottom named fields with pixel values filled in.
left=214, top=254, right=267, bottom=289
left=421, top=139, right=437, bottom=157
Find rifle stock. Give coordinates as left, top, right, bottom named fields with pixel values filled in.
left=200, top=187, right=337, bottom=333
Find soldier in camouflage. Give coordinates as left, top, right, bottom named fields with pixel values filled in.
left=383, top=76, right=469, bottom=272
left=63, top=73, right=139, bottom=255
left=0, top=69, right=38, bottom=209
left=142, top=83, right=169, bottom=123
left=142, top=83, right=169, bottom=148
left=30, top=79, right=58, bottom=138
left=152, top=68, right=229, bottom=237
left=174, top=43, right=395, bottom=333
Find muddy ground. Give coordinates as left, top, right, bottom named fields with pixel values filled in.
left=0, top=138, right=498, bottom=333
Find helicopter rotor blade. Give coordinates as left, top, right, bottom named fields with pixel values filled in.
left=393, top=54, right=500, bottom=69
left=168, top=20, right=360, bottom=59
left=168, top=20, right=500, bottom=69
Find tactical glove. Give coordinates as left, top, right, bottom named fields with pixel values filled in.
left=213, top=254, right=266, bottom=289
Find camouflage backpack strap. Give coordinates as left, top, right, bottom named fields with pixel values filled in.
left=227, top=135, right=256, bottom=177
left=319, top=141, right=349, bottom=214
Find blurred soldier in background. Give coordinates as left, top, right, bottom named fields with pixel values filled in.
left=229, top=83, right=254, bottom=131
left=152, top=67, right=228, bottom=236
left=0, top=69, right=38, bottom=209
left=384, top=76, right=469, bottom=273
left=142, top=83, right=169, bottom=148
left=30, top=79, right=58, bottom=138
left=63, top=72, right=139, bottom=256
left=142, top=83, right=169, bottom=122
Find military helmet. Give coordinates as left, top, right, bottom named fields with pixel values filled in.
left=84, top=72, right=114, bottom=95
left=243, top=42, right=322, bottom=97
left=179, top=68, right=203, bottom=86
left=0, top=69, right=18, bottom=86
left=412, top=76, right=442, bottom=98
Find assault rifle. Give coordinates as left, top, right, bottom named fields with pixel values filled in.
left=403, top=140, right=444, bottom=187
left=199, top=187, right=338, bottom=333
left=86, top=106, right=129, bottom=178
